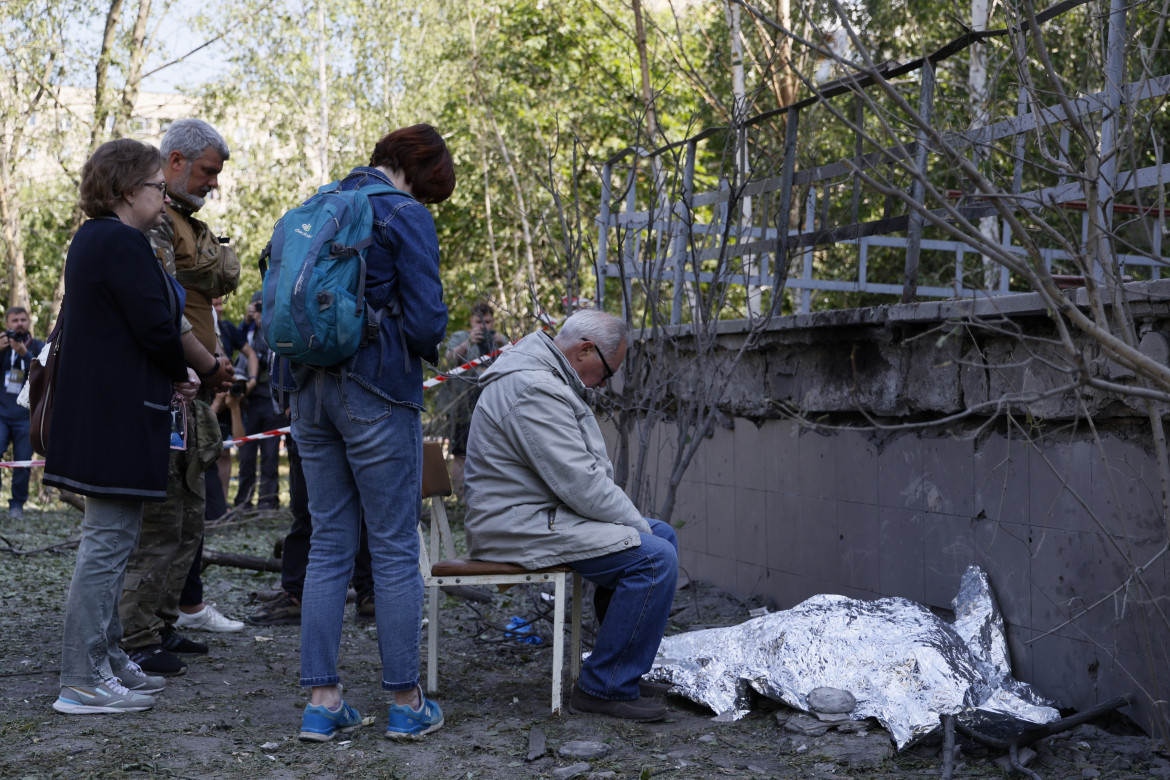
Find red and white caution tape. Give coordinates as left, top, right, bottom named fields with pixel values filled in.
left=222, top=427, right=290, bottom=448
left=0, top=317, right=575, bottom=469
left=0, top=459, right=44, bottom=469
left=422, top=343, right=512, bottom=389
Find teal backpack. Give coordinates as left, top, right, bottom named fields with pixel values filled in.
left=259, top=178, right=405, bottom=367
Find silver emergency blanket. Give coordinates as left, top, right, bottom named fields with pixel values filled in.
left=647, top=566, right=1058, bottom=748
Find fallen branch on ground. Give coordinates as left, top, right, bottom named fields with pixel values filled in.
left=201, top=548, right=280, bottom=572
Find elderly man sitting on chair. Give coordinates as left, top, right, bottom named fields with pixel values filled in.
left=462, top=309, right=678, bottom=722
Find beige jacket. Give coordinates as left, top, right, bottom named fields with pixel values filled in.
left=463, top=330, right=650, bottom=569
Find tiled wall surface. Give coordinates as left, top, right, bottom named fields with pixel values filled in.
left=620, top=417, right=1169, bottom=732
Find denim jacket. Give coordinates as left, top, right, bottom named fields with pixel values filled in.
left=280, top=166, right=447, bottom=410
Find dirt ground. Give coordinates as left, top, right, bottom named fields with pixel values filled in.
left=2, top=502, right=1167, bottom=780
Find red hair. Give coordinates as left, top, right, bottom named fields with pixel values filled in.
left=369, top=124, right=455, bottom=204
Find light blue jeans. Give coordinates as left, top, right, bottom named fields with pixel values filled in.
left=571, top=518, right=678, bottom=700
left=60, top=497, right=142, bottom=688
left=293, top=372, right=422, bottom=692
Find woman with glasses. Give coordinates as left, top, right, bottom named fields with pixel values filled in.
left=45, top=139, right=194, bottom=714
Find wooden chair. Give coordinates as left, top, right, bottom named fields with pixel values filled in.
left=419, top=442, right=582, bottom=715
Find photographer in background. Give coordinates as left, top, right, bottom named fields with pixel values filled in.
left=0, top=306, right=43, bottom=520
left=441, top=301, right=506, bottom=499
left=234, top=291, right=285, bottom=511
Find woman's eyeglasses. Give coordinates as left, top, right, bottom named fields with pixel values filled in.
left=140, top=181, right=167, bottom=194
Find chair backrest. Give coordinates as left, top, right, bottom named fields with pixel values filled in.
left=422, top=442, right=452, bottom=498
left=418, top=441, right=457, bottom=569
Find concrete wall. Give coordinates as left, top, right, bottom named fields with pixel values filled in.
left=616, top=280, right=1170, bottom=733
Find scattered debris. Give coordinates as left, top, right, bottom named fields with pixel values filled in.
left=783, top=714, right=832, bottom=737
left=557, top=740, right=610, bottom=760
left=994, top=746, right=1036, bottom=772
left=808, top=687, right=856, bottom=715
left=551, top=762, right=591, bottom=780
left=525, top=726, right=546, bottom=761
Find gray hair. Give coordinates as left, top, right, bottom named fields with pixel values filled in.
left=554, top=309, right=629, bottom=355
left=161, top=118, right=230, bottom=162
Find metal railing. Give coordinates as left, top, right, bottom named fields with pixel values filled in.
left=594, top=0, right=1170, bottom=321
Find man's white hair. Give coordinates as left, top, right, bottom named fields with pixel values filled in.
left=161, top=118, right=230, bottom=162
left=554, top=309, right=629, bottom=355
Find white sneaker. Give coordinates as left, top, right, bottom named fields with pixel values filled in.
left=53, top=678, right=155, bottom=714
left=175, top=604, right=244, bottom=633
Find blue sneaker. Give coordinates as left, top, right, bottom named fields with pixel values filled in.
left=385, top=687, right=444, bottom=739
left=298, top=700, right=363, bottom=742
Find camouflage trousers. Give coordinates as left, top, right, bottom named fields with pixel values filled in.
left=119, top=409, right=213, bottom=649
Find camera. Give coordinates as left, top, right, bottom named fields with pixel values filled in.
left=254, top=301, right=262, bottom=313
left=480, top=330, right=496, bottom=355
left=229, top=369, right=249, bottom=397
left=4, top=330, right=29, bottom=344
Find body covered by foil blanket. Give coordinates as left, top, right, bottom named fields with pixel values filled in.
left=647, top=566, right=1058, bottom=748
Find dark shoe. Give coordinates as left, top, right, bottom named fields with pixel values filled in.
left=639, top=679, right=672, bottom=698
left=161, top=627, right=209, bottom=654
left=356, top=595, right=375, bottom=621
left=569, top=684, right=666, bottom=722
left=247, top=592, right=301, bottom=626
left=127, top=645, right=187, bottom=677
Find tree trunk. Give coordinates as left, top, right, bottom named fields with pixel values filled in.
left=113, top=0, right=153, bottom=136
left=631, top=0, right=659, bottom=142
left=0, top=52, right=55, bottom=314
left=467, top=7, right=537, bottom=297
left=316, top=0, right=329, bottom=181
left=90, top=0, right=125, bottom=154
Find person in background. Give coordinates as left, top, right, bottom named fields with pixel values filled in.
left=0, top=306, right=44, bottom=520
left=441, top=301, right=506, bottom=499
left=211, top=296, right=254, bottom=502
left=234, top=291, right=285, bottom=511
left=212, top=296, right=244, bottom=362
left=286, top=124, right=453, bottom=742
left=45, top=139, right=196, bottom=714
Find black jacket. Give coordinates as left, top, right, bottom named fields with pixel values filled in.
left=44, top=217, right=188, bottom=500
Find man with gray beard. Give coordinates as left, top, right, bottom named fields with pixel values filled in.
left=119, top=119, right=240, bottom=678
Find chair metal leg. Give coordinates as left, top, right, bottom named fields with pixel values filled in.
left=551, top=573, right=566, bottom=715
left=426, top=582, right=439, bottom=694
left=569, top=572, right=582, bottom=683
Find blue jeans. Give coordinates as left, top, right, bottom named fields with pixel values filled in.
left=292, top=372, right=422, bottom=693
left=0, top=412, right=32, bottom=509
left=60, top=497, right=142, bottom=688
left=571, top=518, right=678, bottom=700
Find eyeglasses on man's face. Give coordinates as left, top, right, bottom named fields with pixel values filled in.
left=582, top=338, right=615, bottom=383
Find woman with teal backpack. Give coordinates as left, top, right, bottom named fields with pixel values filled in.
left=279, top=124, right=455, bottom=742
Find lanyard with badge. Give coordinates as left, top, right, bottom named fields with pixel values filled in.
left=5, top=352, right=24, bottom=395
